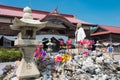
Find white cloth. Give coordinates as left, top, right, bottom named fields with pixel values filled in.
left=75, top=27, right=86, bottom=42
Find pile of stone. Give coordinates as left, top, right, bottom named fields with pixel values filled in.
left=35, top=51, right=120, bottom=80
left=63, top=53, right=120, bottom=80
left=2, top=51, right=120, bottom=80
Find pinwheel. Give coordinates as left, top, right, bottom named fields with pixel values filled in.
left=62, top=53, right=71, bottom=63
left=55, top=55, right=62, bottom=62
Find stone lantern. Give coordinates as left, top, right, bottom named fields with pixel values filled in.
left=95, top=41, right=103, bottom=52
left=10, top=7, right=47, bottom=79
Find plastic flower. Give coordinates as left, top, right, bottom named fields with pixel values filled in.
left=62, top=53, right=71, bottom=62
left=40, top=50, right=46, bottom=56
left=37, top=45, right=41, bottom=50
left=83, top=51, right=89, bottom=55
left=60, top=40, right=64, bottom=45
left=55, top=55, right=62, bottom=62
left=86, top=40, right=90, bottom=45
left=67, top=38, right=72, bottom=45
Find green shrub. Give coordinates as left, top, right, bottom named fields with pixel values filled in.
left=0, top=48, right=22, bottom=62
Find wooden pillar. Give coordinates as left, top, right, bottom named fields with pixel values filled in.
left=110, top=33, right=112, bottom=43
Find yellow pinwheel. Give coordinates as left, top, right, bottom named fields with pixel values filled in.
left=62, top=53, right=71, bottom=63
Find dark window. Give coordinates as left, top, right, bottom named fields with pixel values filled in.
left=26, top=30, right=33, bottom=38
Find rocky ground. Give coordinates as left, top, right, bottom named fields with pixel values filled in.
left=1, top=50, right=120, bottom=80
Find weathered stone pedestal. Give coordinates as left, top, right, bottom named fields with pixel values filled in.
left=16, top=47, right=40, bottom=79
left=15, top=40, right=40, bottom=79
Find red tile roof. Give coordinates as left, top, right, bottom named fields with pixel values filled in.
left=0, top=5, right=47, bottom=19
left=0, top=4, right=89, bottom=24
left=91, top=25, right=120, bottom=36
left=99, top=25, right=120, bottom=33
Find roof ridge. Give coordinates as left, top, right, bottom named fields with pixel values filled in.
left=0, top=4, right=50, bottom=14
left=98, top=24, right=120, bottom=28
left=0, top=4, right=75, bottom=17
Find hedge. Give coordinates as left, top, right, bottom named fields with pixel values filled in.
left=0, top=48, right=22, bottom=62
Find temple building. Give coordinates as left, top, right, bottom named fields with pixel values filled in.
left=91, top=25, right=120, bottom=52
left=0, top=4, right=120, bottom=50
left=91, top=25, right=120, bottom=43
left=0, top=4, right=95, bottom=47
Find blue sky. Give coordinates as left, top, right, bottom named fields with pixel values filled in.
left=0, top=0, right=120, bottom=26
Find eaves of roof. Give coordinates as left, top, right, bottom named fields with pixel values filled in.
left=91, top=31, right=111, bottom=36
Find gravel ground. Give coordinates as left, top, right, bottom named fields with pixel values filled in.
left=0, top=62, right=15, bottom=75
